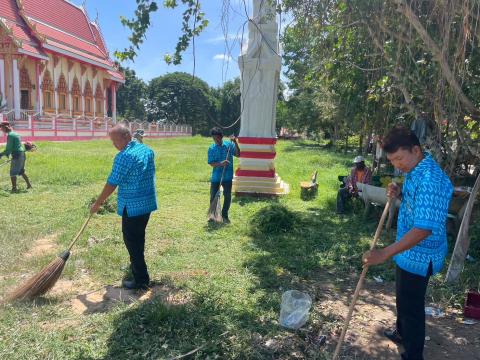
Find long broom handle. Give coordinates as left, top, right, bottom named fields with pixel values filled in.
left=332, top=199, right=393, bottom=360
left=0, top=159, right=11, bottom=167
left=67, top=214, right=93, bottom=252
left=218, top=142, right=233, bottom=185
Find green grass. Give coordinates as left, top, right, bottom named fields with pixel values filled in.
left=0, top=137, right=478, bottom=359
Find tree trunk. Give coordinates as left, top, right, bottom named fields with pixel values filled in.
left=445, top=173, right=480, bottom=283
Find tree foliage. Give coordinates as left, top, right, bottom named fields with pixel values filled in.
left=281, top=0, right=480, bottom=175
left=146, top=72, right=217, bottom=135
left=116, top=67, right=147, bottom=121
left=115, top=0, right=208, bottom=65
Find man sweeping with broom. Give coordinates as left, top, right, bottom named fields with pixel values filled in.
left=208, top=127, right=240, bottom=224
left=0, top=121, right=32, bottom=192
left=91, top=124, right=157, bottom=290
left=362, top=127, right=453, bottom=360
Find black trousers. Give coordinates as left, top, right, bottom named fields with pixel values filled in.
left=396, top=264, right=432, bottom=360
left=210, top=181, right=232, bottom=219
left=122, top=209, right=151, bottom=285
left=336, top=187, right=352, bottom=214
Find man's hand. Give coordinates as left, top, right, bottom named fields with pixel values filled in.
left=221, top=160, right=230, bottom=166
left=362, top=248, right=389, bottom=266
left=90, top=200, right=102, bottom=214
left=386, top=182, right=400, bottom=199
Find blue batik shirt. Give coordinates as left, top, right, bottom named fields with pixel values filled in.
left=107, top=141, right=158, bottom=217
left=208, top=141, right=236, bottom=182
left=394, top=154, right=453, bottom=276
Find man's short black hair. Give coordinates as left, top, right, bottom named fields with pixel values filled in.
left=382, top=126, right=421, bottom=153
left=210, top=127, right=223, bottom=136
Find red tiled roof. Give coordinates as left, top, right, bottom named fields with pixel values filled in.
left=45, top=39, right=113, bottom=67
left=30, top=20, right=107, bottom=59
left=0, top=0, right=22, bottom=22
left=0, top=0, right=123, bottom=80
left=22, top=0, right=95, bottom=43
left=90, top=22, right=108, bottom=56
left=107, top=69, right=125, bottom=82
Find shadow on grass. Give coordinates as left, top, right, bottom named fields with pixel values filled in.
left=82, top=280, right=287, bottom=360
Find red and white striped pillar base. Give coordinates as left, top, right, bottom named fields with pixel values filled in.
left=233, top=137, right=289, bottom=195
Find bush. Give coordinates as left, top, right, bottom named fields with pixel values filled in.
left=250, top=204, right=298, bottom=235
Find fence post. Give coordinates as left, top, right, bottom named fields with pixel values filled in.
left=52, top=116, right=57, bottom=137
left=29, top=115, right=34, bottom=137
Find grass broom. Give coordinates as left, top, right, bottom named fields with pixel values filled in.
left=332, top=199, right=392, bottom=360
left=4, top=214, right=92, bottom=303
left=207, top=143, right=232, bottom=223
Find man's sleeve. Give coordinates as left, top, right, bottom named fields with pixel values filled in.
left=208, top=147, right=215, bottom=164
left=107, top=153, right=132, bottom=186
left=413, top=180, right=452, bottom=233
left=4, top=135, right=13, bottom=156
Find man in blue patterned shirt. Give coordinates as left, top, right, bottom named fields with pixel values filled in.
left=208, top=127, right=240, bottom=223
left=91, top=124, right=157, bottom=290
left=363, top=127, right=453, bottom=360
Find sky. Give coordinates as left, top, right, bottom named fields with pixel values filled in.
left=81, top=0, right=261, bottom=87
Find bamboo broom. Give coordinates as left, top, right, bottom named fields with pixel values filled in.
left=4, top=215, right=92, bottom=302
left=207, top=143, right=232, bottom=222
left=332, top=199, right=392, bottom=360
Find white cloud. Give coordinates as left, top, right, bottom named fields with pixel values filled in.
left=213, top=54, right=233, bottom=62
left=206, top=33, right=243, bottom=44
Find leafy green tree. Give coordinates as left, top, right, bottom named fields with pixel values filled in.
left=146, top=72, right=217, bottom=134
left=116, top=67, right=147, bottom=121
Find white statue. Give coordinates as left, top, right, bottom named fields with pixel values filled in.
left=233, top=0, right=289, bottom=195
left=238, top=0, right=281, bottom=138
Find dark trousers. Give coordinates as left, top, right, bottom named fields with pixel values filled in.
left=210, top=181, right=232, bottom=219
left=336, top=187, right=352, bottom=214
left=122, top=209, right=151, bottom=285
left=396, top=264, right=432, bottom=360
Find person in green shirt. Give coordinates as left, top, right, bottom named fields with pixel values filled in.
left=0, top=121, right=32, bottom=192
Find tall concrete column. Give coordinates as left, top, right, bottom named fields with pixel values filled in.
left=36, top=62, right=43, bottom=114
left=0, top=59, right=5, bottom=106
left=12, top=59, right=20, bottom=119
left=112, top=82, right=117, bottom=122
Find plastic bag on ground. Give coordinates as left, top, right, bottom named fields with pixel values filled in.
left=279, top=290, right=312, bottom=329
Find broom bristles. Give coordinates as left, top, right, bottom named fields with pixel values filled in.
left=4, top=255, right=67, bottom=302
left=207, top=192, right=223, bottom=223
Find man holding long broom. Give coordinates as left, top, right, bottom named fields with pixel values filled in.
left=91, top=124, right=157, bottom=290
left=208, top=127, right=240, bottom=223
left=362, top=127, right=453, bottom=360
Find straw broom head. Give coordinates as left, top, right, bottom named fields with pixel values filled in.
left=207, top=192, right=223, bottom=222
left=4, top=251, right=70, bottom=303
left=3, top=215, right=91, bottom=303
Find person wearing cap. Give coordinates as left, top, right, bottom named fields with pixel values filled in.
left=362, top=127, right=453, bottom=360
left=208, top=127, right=240, bottom=223
left=133, top=129, right=145, bottom=143
left=336, top=155, right=372, bottom=214
left=0, top=121, right=32, bottom=192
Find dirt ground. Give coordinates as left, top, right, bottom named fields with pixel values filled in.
left=309, top=277, right=480, bottom=359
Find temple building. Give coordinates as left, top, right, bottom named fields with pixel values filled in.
left=0, top=0, right=124, bottom=129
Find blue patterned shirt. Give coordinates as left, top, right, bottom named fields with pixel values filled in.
left=394, top=154, right=453, bottom=276
left=208, top=141, right=236, bottom=182
left=107, top=141, right=157, bottom=217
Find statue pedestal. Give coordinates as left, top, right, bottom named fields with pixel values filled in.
left=233, top=137, right=289, bottom=195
